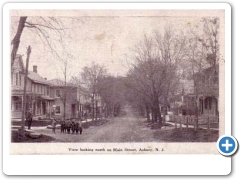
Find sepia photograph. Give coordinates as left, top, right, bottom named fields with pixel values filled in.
left=9, top=8, right=225, bottom=154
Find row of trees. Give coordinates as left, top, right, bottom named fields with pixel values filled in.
left=125, top=17, right=220, bottom=126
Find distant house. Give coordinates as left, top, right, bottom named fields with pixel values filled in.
left=11, top=55, right=54, bottom=119
left=168, top=79, right=194, bottom=115
left=169, top=65, right=219, bottom=117
left=194, top=65, right=219, bottom=116
left=48, top=79, right=78, bottom=119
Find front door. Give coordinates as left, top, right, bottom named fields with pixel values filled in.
left=43, top=102, right=46, bottom=115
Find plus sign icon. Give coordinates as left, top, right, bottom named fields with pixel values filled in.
left=217, top=135, right=238, bottom=156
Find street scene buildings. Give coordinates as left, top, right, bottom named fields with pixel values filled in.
left=10, top=10, right=222, bottom=143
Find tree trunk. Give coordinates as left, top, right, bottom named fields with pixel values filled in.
left=151, top=107, right=154, bottom=122
left=92, top=94, right=95, bottom=121
left=145, top=104, right=150, bottom=121
left=195, top=97, right=199, bottom=129
left=153, top=98, right=162, bottom=125
left=21, top=46, right=31, bottom=137
left=11, top=17, right=27, bottom=69
left=111, top=104, right=115, bottom=118
left=95, top=100, right=98, bottom=121
left=63, top=64, right=67, bottom=120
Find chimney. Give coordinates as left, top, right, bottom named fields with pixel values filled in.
left=33, top=65, right=38, bottom=73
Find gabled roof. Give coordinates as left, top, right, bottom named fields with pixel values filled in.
left=13, top=55, right=25, bottom=72
left=14, top=54, right=49, bottom=85
left=48, top=79, right=76, bottom=87
left=28, top=71, right=49, bottom=85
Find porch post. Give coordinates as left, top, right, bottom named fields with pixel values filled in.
left=40, top=100, right=43, bottom=115
left=21, top=95, right=24, bottom=111
left=48, top=101, right=51, bottom=118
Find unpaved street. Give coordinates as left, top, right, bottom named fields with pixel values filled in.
left=33, top=105, right=159, bottom=142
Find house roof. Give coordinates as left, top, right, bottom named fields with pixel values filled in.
left=48, top=79, right=76, bottom=87
left=14, top=54, right=49, bottom=85
left=12, top=55, right=25, bottom=73
left=16, top=55, right=25, bottom=71
left=28, top=71, right=49, bottom=85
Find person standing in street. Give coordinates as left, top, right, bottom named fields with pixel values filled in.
left=52, top=118, right=57, bottom=133
left=79, top=119, right=83, bottom=134
left=26, top=108, right=33, bottom=130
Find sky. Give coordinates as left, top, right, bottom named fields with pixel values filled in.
left=11, top=10, right=210, bottom=81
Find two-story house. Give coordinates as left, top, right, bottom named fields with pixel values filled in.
left=11, top=55, right=54, bottom=119
left=48, top=79, right=78, bottom=119
left=194, top=65, right=219, bottom=117
left=168, top=65, right=219, bottom=117
left=183, top=65, right=219, bottom=117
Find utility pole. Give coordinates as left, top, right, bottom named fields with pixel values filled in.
left=21, top=46, right=31, bottom=137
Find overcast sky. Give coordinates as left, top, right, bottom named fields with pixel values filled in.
left=11, top=11, right=205, bottom=80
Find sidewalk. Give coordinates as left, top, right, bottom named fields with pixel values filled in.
left=12, top=117, right=100, bottom=131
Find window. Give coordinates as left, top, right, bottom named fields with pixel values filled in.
left=19, top=75, right=22, bottom=86
left=16, top=73, right=18, bottom=86
left=12, top=96, right=22, bottom=111
left=55, top=106, right=61, bottom=114
left=204, top=97, right=212, bottom=110
left=209, top=98, right=212, bottom=110
left=56, top=89, right=61, bottom=97
left=47, top=87, right=50, bottom=96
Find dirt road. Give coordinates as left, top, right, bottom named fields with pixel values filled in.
left=33, top=105, right=158, bottom=142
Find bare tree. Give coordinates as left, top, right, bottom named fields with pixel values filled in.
left=21, top=45, right=31, bottom=137
left=126, top=26, right=186, bottom=125
left=81, top=63, right=107, bottom=121
left=200, top=17, right=220, bottom=67
left=11, top=17, right=27, bottom=69
left=11, top=16, right=83, bottom=70
left=154, top=26, right=186, bottom=120
left=71, top=73, right=91, bottom=119
left=98, top=76, right=126, bottom=118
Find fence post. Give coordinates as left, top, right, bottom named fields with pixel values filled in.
left=175, top=116, right=177, bottom=128
left=186, top=116, right=189, bottom=129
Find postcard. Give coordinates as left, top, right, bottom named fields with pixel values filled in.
left=3, top=3, right=232, bottom=175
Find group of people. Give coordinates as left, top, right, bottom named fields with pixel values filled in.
left=51, top=118, right=83, bottom=134
left=25, top=108, right=83, bottom=135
